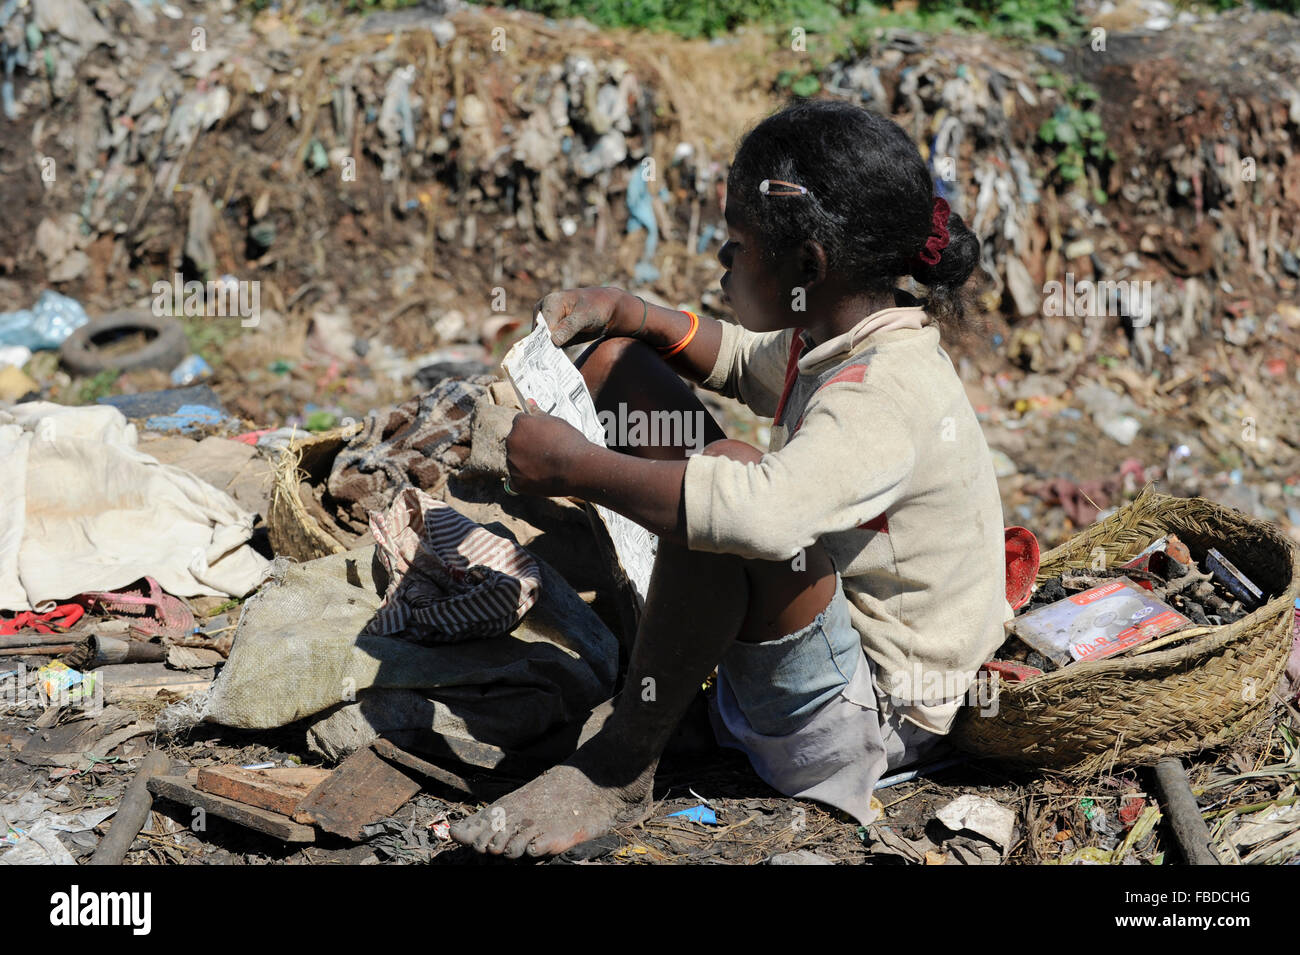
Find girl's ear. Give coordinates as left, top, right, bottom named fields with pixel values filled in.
left=799, top=239, right=829, bottom=288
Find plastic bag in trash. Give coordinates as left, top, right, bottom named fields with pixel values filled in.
left=170, top=354, right=212, bottom=386
left=0, top=291, right=90, bottom=350
left=0, top=345, right=32, bottom=369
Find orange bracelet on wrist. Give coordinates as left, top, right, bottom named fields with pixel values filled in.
left=659, top=310, right=699, bottom=358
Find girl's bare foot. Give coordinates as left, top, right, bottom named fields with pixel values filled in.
left=450, top=746, right=655, bottom=859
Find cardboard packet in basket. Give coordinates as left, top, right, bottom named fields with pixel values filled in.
left=1007, top=575, right=1191, bottom=667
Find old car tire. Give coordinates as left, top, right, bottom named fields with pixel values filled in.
left=60, top=312, right=189, bottom=377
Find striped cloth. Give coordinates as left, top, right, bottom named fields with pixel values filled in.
left=365, top=488, right=542, bottom=642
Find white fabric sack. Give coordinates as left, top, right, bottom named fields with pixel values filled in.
left=0, top=401, right=269, bottom=611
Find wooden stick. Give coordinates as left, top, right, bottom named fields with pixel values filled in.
left=0, top=644, right=76, bottom=657
left=1127, top=626, right=1214, bottom=657
left=89, top=751, right=172, bottom=865
left=1203, top=795, right=1300, bottom=820
left=1152, top=758, right=1221, bottom=865
left=0, top=633, right=78, bottom=650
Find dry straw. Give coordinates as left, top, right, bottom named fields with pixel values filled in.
left=267, top=423, right=363, bottom=562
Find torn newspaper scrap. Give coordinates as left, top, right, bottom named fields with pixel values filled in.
left=501, top=316, right=658, bottom=602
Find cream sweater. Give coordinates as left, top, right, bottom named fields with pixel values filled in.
left=684, top=305, right=1011, bottom=733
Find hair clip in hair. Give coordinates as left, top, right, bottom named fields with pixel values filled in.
left=759, top=178, right=809, bottom=198
left=915, top=196, right=951, bottom=266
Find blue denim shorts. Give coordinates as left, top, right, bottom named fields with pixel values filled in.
left=709, top=574, right=945, bottom=826
left=716, top=573, right=862, bottom=736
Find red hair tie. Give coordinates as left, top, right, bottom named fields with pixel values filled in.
left=916, top=196, right=951, bottom=266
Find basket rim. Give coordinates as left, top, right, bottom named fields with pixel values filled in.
left=998, top=487, right=1300, bottom=695
left=268, top=437, right=353, bottom=558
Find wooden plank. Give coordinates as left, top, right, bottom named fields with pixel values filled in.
left=196, top=765, right=333, bottom=817
left=294, top=744, right=421, bottom=839
left=148, top=772, right=315, bottom=843
left=100, top=663, right=211, bottom=701
left=372, top=738, right=475, bottom=797
left=385, top=727, right=526, bottom=772
left=105, top=679, right=210, bottom=702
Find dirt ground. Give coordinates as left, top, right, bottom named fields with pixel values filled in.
left=3, top=675, right=1296, bottom=865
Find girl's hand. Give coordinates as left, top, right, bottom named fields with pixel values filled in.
left=504, top=408, right=593, bottom=497
left=536, top=287, right=638, bottom=348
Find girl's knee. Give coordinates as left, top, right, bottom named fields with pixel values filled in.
left=576, top=335, right=656, bottom=388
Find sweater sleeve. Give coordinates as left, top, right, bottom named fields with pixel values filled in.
left=682, top=382, right=915, bottom=560
left=701, top=321, right=795, bottom=419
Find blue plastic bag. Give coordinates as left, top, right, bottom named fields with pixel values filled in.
left=0, top=291, right=90, bottom=350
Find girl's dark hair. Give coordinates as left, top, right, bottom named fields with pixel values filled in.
left=727, top=99, right=981, bottom=329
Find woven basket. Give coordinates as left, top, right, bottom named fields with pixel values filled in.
left=266, top=424, right=362, bottom=562
left=951, top=486, right=1300, bottom=775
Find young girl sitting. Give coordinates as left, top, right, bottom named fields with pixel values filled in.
left=452, top=99, right=1010, bottom=858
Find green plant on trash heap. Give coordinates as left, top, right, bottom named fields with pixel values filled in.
left=77, top=369, right=121, bottom=404
left=459, top=0, right=1087, bottom=41
left=247, top=1, right=1296, bottom=40
left=1036, top=76, right=1114, bottom=203
left=822, top=2, right=1086, bottom=73
left=776, top=67, right=823, bottom=97
left=475, top=0, right=845, bottom=38
left=838, top=0, right=1083, bottom=50
left=181, top=315, right=240, bottom=368
left=206, top=597, right=245, bottom=616
left=950, top=0, right=1079, bottom=39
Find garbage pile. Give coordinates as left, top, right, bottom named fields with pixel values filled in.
left=0, top=0, right=710, bottom=295
left=0, top=367, right=634, bottom=863
left=825, top=7, right=1300, bottom=373
left=1, top=0, right=747, bottom=426
left=3, top=0, right=1297, bottom=339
